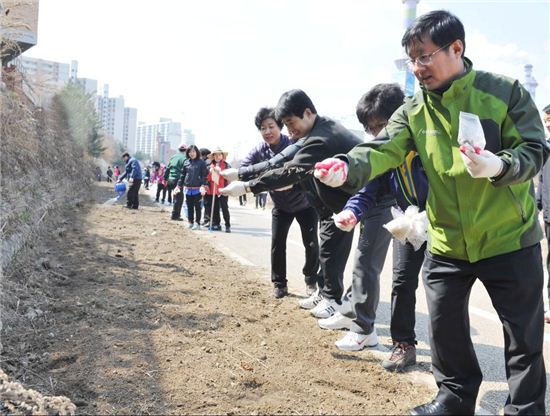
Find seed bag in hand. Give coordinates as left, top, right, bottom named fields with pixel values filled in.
left=383, top=205, right=428, bottom=251
left=458, top=111, right=486, bottom=150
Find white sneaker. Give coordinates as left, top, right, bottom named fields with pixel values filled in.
left=311, top=298, right=341, bottom=319
left=335, top=329, right=378, bottom=351
left=191, top=223, right=200, bottom=230
left=318, top=312, right=353, bottom=330
left=298, top=289, right=323, bottom=310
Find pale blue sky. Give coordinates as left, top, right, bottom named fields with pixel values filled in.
left=25, top=0, right=550, bottom=157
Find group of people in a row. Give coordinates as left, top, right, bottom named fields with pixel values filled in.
left=115, top=147, right=232, bottom=232
left=213, top=10, right=549, bottom=416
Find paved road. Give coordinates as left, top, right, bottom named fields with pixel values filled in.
left=148, top=190, right=550, bottom=414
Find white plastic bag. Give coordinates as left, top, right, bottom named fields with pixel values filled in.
left=383, top=205, right=428, bottom=251
left=457, top=111, right=485, bottom=150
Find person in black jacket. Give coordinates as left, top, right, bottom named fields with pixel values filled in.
left=174, top=145, right=208, bottom=229
left=536, top=103, right=550, bottom=323
left=221, top=89, right=362, bottom=317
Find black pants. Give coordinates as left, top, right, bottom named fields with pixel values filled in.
left=390, top=240, right=425, bottom=344
left=155, top=183, right=167, bottom=202
left=165, top=180, right=174, bottom=204
left=271, top=206, right=319, bottom=289
left=318, top=217, right=355, bottom=301
left=212, top=195, right=230, bottom=228
left=186, top=193, right=202, bottom=224
left=256, top=193, right=267, bottom=208
left=126, top=180, right=142, bottom=209
left=423, top=244, right=546, bottom=414
left=168, top=180, right=184, bottom=219
left=203, top=194, right=212, bottom=224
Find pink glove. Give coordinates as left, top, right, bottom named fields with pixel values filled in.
left=332, top=209, right=357, bottom=232
left=314, top=158, right=348, bottom=187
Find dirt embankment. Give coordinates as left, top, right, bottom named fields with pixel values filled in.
left=0, top=182, right=433, bottom=414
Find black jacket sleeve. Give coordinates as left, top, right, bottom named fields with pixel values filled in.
left=238, top=139, right=306, bottom=181
left=248, top=137, right=327, bottom=193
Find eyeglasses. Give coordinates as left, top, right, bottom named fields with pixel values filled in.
left=406, top=41, right=453, bottom=68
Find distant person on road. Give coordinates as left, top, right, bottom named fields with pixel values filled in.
left=118, top=152, right=142, bottom=210
left=536, top=103, right=550, bottom=324
left=106, top=166, right=113, bottom=183
left=255, top=192, right=267, bottom=209
left=174, top=145, right=208, bottom=229
left=200, top=148, right=212, bottom=226
left=314, top=10, right=548, bottom=415
left=113, top=165, right=120, bottom=182
left=95, top=166, right=102, bottom=181
left=143, top=165, right=151, bottom=190
left=151, top=162, right=168, bottom=203
left=239, top=107, right=320, bottom=298
left=208, top=147, right=231, bottom=232
left=165, top=143, right=188, bottom=218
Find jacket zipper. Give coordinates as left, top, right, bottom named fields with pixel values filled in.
left=508, top=187, right=526, bottom=223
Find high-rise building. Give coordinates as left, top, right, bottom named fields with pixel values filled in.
left=123, top=107, right=138, bottom=152
left=15, top=56, right=71, bottom=86
left=136, top=118, right=182, bottom=159
left=97, top=84, right=125, bottom=142
left=76, top=77, right=98, bottom=96
left=182, top=129, right=196, bottom=146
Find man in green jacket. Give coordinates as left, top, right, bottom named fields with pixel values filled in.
left=165, top=143, right=188, bottom=220
left=315, top=10, right=547, bottom=416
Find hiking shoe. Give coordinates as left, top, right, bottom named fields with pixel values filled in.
left=187, top=223, right=193, bottom=229
left=311, top=298, right=341, bottom=319
left=273, top=287, right=288, bottom=298
left=211, top=225, right=222, bottom=231
left=381, top=342, right=416, bottom=372
left=299, top=289, right=323, bottom=309
left=305, top=283, right=317, bottom=296
left=225, top=226, right=231, bottom=233
left=318, top=312, right=353, bottom=330
left=171, top=217, right=183, bottom=221
left=335, top=329, right=378, bottom=351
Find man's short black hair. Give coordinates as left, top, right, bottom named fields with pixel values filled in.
left=254, top=107, right=283, bottom=130
left=274, top=89, right=317, bottom=120
left=356, top=84, right=405, bottom=128
left=543, top=104, right=550, bottom=114
left=401, top=10, right=466, bottom=57
left=122, top=152, right=130, bottom=159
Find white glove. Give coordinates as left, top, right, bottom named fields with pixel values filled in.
left=210, top=166, right=220, bottom=182
left=459, top=144, right=504, bottom=179
left=219, top=181, right=248, bottom=197
left=173, top=186, right=181, bottom=195
left=313, top=158, right=348, bottom=187
left=220, top=168, right=239, bottom=181
left=199, top=186, right=207, bottom=196
left=332, top=210, right=357, bottom=232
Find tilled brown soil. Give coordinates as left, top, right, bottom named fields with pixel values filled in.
left=1, top=182, right=433, bottom=414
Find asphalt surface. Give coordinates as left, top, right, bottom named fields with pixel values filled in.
left=148, top=190, right=550, bottom=415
